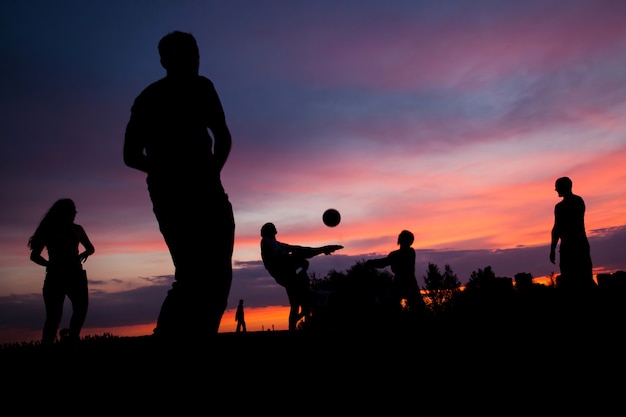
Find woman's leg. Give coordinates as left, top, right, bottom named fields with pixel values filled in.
left=66, top=271, right=89, bottom=340
left=42, top=281, right=65, bottom=345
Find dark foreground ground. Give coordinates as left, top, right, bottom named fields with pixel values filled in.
left=1, top=316, right=624, bottom=416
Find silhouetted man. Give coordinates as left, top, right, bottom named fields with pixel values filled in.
left=235, top=299, right=246, bottom=333
left=124, top=31, right=235, bottom=339
left=366, top=230, right=425, bottom=320
left=549, top=177, right=594, bottom=291
left=260, top=222, right=342, bottom=331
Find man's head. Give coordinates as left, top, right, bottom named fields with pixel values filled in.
left=397, top=230, right=414, bottom=247
left=158, top=31, right=200, bottom=76
left=261, top=222, right=277, bottom=238
left=555, top=176, right=573, bottom=197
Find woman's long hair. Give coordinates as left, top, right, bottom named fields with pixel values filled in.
left=27, top=198, right=76, bottom=250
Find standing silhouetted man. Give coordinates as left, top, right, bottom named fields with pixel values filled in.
left=124, top=31, right=235, bottom=339
left=235, top=299, right=246, bottom=333
left=366, top=230, right=426, bottom=321
left=549, top=177, right=594, bottom=291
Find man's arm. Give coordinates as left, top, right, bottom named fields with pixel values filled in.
left=29, top=241, right=49, bottom=267
left=549, top=207, right=560, bottom=264
left=206, top=82, right=232, bottom=172
left=77, top=225, right=95, bottom=263
left=212, top=122, right=232, bottom=172
left=366, top=255, right=390, bottom=269
left=123, top=115, right=149, bottom=173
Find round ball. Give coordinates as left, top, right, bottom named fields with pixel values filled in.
left=323, top=208, right=341, bottom=227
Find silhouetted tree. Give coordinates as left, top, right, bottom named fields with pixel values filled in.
left=310, top=269, right=346, bottom=292
left=597, top=270, right=626, bottom=289
left=451, top=265, right=518, bottom=328
left=594, top=270, right=626, bottom=322
left=465, top=265, right=497, bottom=291
left=512, top=271, right=558, bottom=327
left=514, top=272, right=533, bottom=292
left=423, top=262, right=461, bottom=316
left=309, top=261, right=626, bottom=335
left=309, top=261, right=394, bottom=333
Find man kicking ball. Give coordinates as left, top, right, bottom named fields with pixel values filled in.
left=260, top=222, right=343, bottom=331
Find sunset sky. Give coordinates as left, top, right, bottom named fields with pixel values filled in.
left=1, top=0, right=625, bottom=344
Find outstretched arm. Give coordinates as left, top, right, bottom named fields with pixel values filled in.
left=366, top=256, right=390, bottom=269
left=290, top=244, right=343, bottom=260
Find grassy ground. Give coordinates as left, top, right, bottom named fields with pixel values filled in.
left=1, top=316, right=623, bottom=416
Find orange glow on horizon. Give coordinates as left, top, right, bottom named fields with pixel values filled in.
left=220, top=305, right=290, bottom=333
left=85, top=306, right=292, bottom=339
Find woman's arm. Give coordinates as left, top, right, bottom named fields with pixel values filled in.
left=77, top=225, right=95, bottom=263
left=29, top=241, right=49, bottom=267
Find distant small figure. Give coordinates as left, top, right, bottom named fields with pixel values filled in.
left=549, top=177, right=595, bottom=291
left=260, top=222, right=343, bottom=331
left=27, top=198, right=95, bottom=346
left=235, top=299, right=247, bottom=333
left=366, top=230, right=425, bottom=320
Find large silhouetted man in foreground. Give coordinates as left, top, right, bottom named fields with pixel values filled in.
left=124, top=31, right=235, bottom=339
left=549, top=176, right=594, bottom=291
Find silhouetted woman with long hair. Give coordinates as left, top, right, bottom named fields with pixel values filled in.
left=28, top=198, right=95, bottom=346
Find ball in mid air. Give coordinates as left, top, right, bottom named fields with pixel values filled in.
left=322, top=208, right=341, bottom=227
